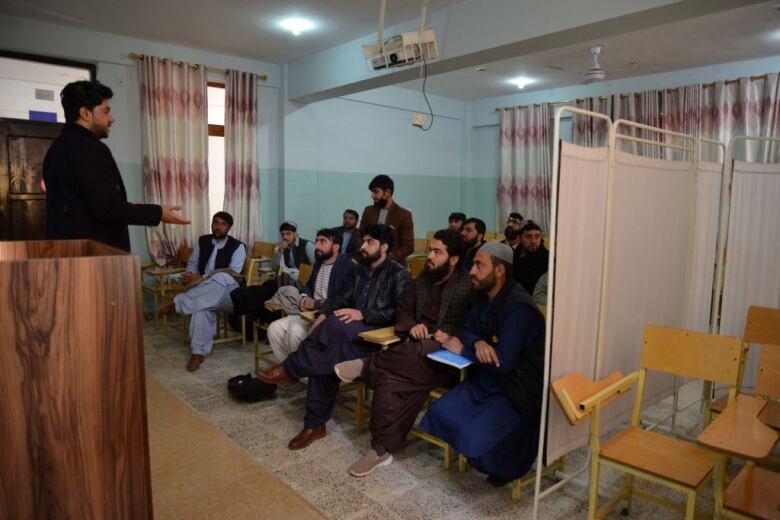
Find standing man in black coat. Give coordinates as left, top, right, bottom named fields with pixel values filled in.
left=43, top=80, right=189, bottom=251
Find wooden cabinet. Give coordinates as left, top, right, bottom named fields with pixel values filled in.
left=0, top=240, right=152, bottom=519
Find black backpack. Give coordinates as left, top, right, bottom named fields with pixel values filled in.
left=227, top=373, right=277, bottom=403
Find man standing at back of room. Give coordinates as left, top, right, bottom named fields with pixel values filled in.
left=359, top=174, right=414, bottom=263
left=43, top=80, right=189, bottom=251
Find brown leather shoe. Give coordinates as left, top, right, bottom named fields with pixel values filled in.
left=186, top=354, right=204, bottom=371
left=256, top=364, right=297, bottom=386
left=288, top=425, right=326, bottom=450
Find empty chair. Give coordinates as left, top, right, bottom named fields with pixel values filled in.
left=554, top=325, right=746, bottom=520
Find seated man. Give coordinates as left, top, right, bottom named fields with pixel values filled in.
left=506, top=212, right=523, bottom=232
left=158, top=211, right=246, bottom=371
left=334, top=228, right=472, bottom=476
left=419, top=242, right=545, bottom=486
left=257, top=224, right=412, bottom=450
left=230, top=220, right=315, bottom=326
left=267, top=228, right=355, bottom=362
left=334, top=209, right=362, bottom=261
left=513, top=220, right=549, bottom=295
left=448, top=212, right=466, bottom=231
left=460, top=217, right=486, bottom=271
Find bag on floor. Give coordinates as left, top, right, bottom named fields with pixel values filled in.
left=227, top=373, right=276, bottom=403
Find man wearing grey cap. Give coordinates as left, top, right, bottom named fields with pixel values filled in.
left=418, top=241, right=546, bottom=486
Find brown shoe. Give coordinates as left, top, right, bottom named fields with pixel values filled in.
left=288, top=424, right=326, bottom=450
left=157, top=299, right=176, bottom=316
left=187, top=354, right=204, bottom=371
left=256, top=364, right=297, bottom=386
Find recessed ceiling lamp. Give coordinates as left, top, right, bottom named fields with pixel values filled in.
left=279, top=17, right=315, bottom=36
left=508, top=76, right=533, bottom=89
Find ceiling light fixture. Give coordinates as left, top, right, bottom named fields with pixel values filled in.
left=508, top=76, right=533, bottom=89
left=279, top=17, right=315, bottom=36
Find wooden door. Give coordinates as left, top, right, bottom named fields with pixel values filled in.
left=0, top=118, right=63, bottom=240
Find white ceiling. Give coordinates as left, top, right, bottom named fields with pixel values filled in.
left=400, top=3, right=780, bottom=100
left=0, top=0, right=464, bottom=64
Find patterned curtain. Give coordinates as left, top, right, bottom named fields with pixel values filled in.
left=572, top=73, right=780, bottom=163
left=498, top=104, right=552, bottom=232
left=138, top=56, right=209, bottom=265
left=223, top=70, right=261, bottom=245
left=573, top=91, right=663, bottom=157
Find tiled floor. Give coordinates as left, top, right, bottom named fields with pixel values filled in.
left=144, top=323, right=727, bottom=520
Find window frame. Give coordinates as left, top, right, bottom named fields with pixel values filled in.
left=207, top=81, right=224, bottom=137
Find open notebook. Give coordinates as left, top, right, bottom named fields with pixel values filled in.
left=427, top=349, right=472, bottom=369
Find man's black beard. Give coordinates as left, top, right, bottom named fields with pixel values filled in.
left=423, top=261, right=450, bottom=283
left=361, top=250, right=381, bottom=265
left=373, top=198, right=387, bottom=208
left=463, top=236, right=477, bottom=249
left=471, top=271, right=497, bottom=293
left=315, top=249, right=334, bottom=262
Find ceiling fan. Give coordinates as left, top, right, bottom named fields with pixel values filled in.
left=546, top=45, right=639, bottom=84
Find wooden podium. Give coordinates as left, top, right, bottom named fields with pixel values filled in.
left=0, top=240, right=153, bottom=519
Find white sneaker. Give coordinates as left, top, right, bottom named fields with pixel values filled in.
left=334, top=358, right=364, bottom=383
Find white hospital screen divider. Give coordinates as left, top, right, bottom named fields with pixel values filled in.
left=531, top=109, right=717, bottom=520
left=712, top=136, right=780, bottom=396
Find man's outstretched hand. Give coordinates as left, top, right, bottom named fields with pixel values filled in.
left=161, top=205, right=191, bottom=224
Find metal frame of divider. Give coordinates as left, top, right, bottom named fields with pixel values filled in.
left=531, top=108, right=714, bottom=520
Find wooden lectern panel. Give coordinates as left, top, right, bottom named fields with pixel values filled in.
left=0, top=240, right=152, bottom=519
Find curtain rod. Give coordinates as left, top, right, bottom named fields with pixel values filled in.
left=493, top=73, right=769, bottom=112
left=128, top=52, right=268, bottom=81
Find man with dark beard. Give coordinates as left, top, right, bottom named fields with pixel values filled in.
left=266, top=228, right=355, bottom=362
left=333, top=229, right=472, bottom=477
left=358, top=175, right=415, bottom=263
left=257, top=224, right=411, bottom=450
left=419, top=241, right=545, bottom=487
left=460, top=217, right=486, bottom=271
left=513, top=220, right=549, bottom=294
left=157, top=212, right=246, bottom=371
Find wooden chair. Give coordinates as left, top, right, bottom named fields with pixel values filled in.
left=413, top=238, right=428, bottom=255
left=425, top=230, right=435, bottom=241
left=246, top=241, right=275, bottom=286
left=408, top=256, right=426, bottom=278
left=484, top=231, right=495, bottom=241
left=180, top=257, right=254, bottom=350
left=298, top=263, right=313, bottom=286
left=140, top=245, right=192, bottom=327
left=698, top=393, right=779, bottom=519
left=710, top=306, right=780, bottom=427
left=333, top=326, right=402, bottom=435
left=554, top=325, right=746, bottom=520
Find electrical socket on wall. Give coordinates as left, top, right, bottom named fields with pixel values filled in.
left=410, top=112, right=427, bottom=128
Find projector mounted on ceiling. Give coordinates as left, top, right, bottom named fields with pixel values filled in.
left=362, top=0, right=438, bottom=71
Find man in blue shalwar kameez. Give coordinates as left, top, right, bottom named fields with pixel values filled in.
left=419, top=241, right=545, bottom=486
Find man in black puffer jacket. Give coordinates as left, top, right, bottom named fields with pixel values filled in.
left=257, top=224, right=411, bottom=451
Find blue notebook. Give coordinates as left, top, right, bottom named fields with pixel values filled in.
left=427, top=349, right=472, bottom=369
